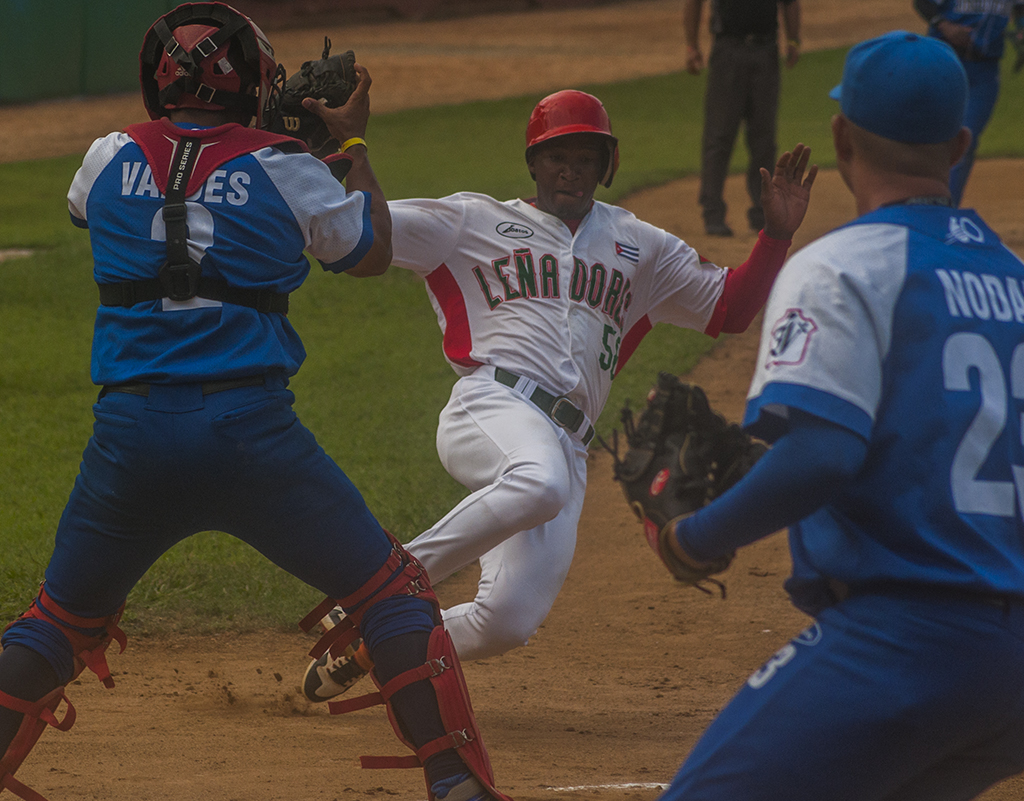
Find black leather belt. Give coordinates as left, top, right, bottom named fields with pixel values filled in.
left=494, top=367, right=595, bottom=445
left=717, top=32, right=777, bottom=46
left=100, top=375, right=266, bottom=398
left=831, top=580, right=1022, bottom=612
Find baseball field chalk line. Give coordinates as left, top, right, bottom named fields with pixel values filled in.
left=551, top=782, right=671, bottom=792
left=0, top=249, right=34, bottom=262
left=412, top=783, right=672, bottom=800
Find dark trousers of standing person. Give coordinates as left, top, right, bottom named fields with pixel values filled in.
left=699, top=36, right=780, bottom=233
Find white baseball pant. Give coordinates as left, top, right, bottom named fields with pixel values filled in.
left=405, top=368, right=589, bottom=661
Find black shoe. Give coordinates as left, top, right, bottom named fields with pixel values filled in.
left=705, top=221, right=734, bottom=237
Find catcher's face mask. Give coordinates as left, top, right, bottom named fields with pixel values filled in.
left=140, top=2, right=278, bottom=127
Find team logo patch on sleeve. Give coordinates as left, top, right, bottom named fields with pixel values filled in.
left=615, top=241, right=639, bottom=264
left=767, top=308, right=817, bottom=367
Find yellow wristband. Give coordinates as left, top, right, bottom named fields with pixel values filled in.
left=788, top=39, right=800, bottom=48
left=340, top=137, right=366, bottom=153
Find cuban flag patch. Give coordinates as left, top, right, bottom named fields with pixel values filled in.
left=615, top=241, right=639, bottom=264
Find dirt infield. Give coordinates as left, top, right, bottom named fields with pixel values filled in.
left=5, top=2, right=1024, bottom=799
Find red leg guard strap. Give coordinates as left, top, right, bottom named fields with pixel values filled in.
left=0, top=687, right=76, bottom=801
left=329, top=653, right=450, bottom=715
left=305, top=619, right=361, bottom=662
left=299, top=532, right=438, bottom=662
left=6, top=585, right=127, bottom=689
left=297, top=597, right=337, bottom=635
left=335, top=532, right=438, bottom=625
left=340, top=546, right=437, bottom=627
left=338, top=544, right=407, bottom=611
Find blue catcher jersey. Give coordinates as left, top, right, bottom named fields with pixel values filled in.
left=745, top=204, right=1024, bottom=598
left=67, top=123, right=372, bottom=386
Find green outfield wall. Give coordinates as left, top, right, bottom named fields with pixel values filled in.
left=0, top=0, right=620, bottom=105
left=0, top=0, right=178, bottom=104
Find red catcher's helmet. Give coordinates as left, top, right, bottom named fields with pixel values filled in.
left=525, top=90, right=620, bottom=188
left=139, top=2, right=278, bottom=127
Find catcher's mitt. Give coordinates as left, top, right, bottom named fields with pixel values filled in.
left=265, top=37, right=358, bottom=158
left=602, top=373, right=767, bottom=593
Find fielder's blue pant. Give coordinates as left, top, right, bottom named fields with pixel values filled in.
left=3, top=379, right=427, bottom=680
left=951, top=59, right=1000, bottom=206
left=660, top=590, right=1024, bottom=801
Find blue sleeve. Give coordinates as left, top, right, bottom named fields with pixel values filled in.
left=675, top=410, right=868, bottom=562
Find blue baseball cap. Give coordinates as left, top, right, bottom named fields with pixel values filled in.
left=829, top=30, right=968, bottom=144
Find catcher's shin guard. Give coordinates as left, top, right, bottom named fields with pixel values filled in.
left=0, top=687, right=75, bottom=801
left=4, top=585, right=127, bottom=688
left=299, top=535, right=510, bottom=801
left=334, top=626, right=512, bottom=801
left=0, top=587, right=126, bottom=800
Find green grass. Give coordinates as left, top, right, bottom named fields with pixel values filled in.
left=3, top=44, right=1023, bottom=632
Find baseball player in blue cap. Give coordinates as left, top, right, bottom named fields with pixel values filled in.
left=651, top=30, right=1024, bottom=801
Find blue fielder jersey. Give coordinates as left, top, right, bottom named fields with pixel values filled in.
left=68, top=125, right=372, bottom=385
left=928, top=0, right=1018, bottom=60
left=745, top=204, right=1024, bottom=598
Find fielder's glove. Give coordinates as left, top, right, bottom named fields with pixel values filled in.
left=602, top=373, right=767, bottom=593
left=265, top=37, right=358, bottom=158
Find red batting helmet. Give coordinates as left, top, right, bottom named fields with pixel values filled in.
left=525, top=90, right=620, bottom=188
left=140, top=2, right=278, bottom=126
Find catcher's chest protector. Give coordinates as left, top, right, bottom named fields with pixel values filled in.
left=97, top=121, right=306, bottom=312
left=124, top=120, right=305, bottom=196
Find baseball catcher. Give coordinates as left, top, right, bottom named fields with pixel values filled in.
left=265, top=37, right=359, bottom=159
left=0, top=5, right=508, bottom=801
left=604, top=373, right=767, bottom=593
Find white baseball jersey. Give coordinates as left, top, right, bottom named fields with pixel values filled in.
left=388, top=192, right=728, bottom=420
